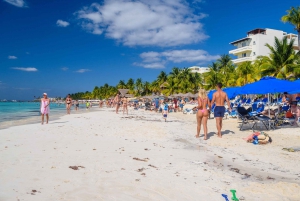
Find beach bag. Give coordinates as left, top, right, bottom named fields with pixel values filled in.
left=285, top=110, right=293, bottom=118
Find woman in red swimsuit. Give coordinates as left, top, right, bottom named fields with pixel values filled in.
left=196, top=89, right=211, bottom=140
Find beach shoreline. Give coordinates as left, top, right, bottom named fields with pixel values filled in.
left=0, top=107, right=299, bottom=201
left=0, top=105, right=101, bottom=130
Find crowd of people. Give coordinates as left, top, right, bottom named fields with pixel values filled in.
left=40, top=84, right=300, bottom=140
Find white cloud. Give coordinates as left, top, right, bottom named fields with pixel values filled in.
left=8, top=55, right=17, bottom=59
left=61, top=67, right=69, bottom=71
left=75, top=0, right=208, bottom=47
left=4, top=0, right=26, bottom=7
left=56, top=20, right=70, bottom=27
left=11, top=67, right=38, bottom=72
left=137, top=49, right=219, bottom=68
left=134, top=62, right=166, bottom=69
left=75, top=69, right=90, bottom=73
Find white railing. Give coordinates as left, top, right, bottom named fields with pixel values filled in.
left=229, top=46, right=252, bottom=55
left=232, top=57, right=252, bottom=64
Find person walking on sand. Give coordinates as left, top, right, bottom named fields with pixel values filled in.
left=196, top=89, right=211, bottom=140
left=114, top=93, right=120, bottom=114
left=122, top=96, right=128, bottom=115
left=41, top=93, right=50, bottom=125
left=162, top=102, right=168, bottom=122
left=65, top=94, right=72, bottom=114
left=211, top=83, right=231, bottom=138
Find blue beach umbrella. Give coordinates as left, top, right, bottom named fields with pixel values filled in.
left=207, top=90, right=216, bottom=100
left=239, top=77, right=300, bottom=94
left=289, top=79, right=300, bottom=94
left=207, top=87, right=241, bottom=100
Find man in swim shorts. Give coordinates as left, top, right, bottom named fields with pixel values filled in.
left=211, top=83, right=231, bottom=138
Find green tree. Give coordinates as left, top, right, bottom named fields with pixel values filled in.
left=282, top=6, right=300, bottom=50
left=261, top=36, right=300, bottom=79
left=135, top=78, right=143, bottom=96
left=126, top=78, right=135, bottom=94
left=117, top=80, right=127, bottom=89
left=236, top=61, right=254, bottom=86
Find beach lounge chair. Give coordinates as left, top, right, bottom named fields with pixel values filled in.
left=244, top=98, right=252, bottom=106
left=261, top=97, right=268, bottom=105
left=248, top=104, right=265, bottom=116
left=237, top=107, right=256, bottom=131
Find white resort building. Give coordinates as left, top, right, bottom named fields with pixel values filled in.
left=229, top=28, right=299, bottom=64
left=188, top=66, right=209, bottom=74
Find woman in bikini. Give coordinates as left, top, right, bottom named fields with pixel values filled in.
left=122, top=96, right=128, bottom=115
left=65, top=94, right=72, bottom=114
left=196, top=89, right=211, bottom=140
left=41, top=93, right=50, bottom=124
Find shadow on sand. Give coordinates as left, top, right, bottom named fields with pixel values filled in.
left=205, top=130, right=235, bottom=140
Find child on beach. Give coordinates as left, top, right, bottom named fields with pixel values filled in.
left=162, top=103, right=168, bottom=122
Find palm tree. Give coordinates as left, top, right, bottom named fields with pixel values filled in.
left=126, top=78, right=135, bottom=94
left=117, top=80, right=127, bottom=89
left=217, top=54, right=232, bottom=71
left=150, top=80, right=160, bottom=95
left=261, top=36, right=300, bottom=79
left=143, top=81, right=151, bottom=95
left=203, top=67, right=222, bottom=90
left=162, top=78, right=178, bottom=96
left=236, top=61, right=254, bottom=86
left=157, top=71, right=168, bottom=85
left=135, top=78, right=143, bottom=96
left=282, top=6, right=300, bottom=50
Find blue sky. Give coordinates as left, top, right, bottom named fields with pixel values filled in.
left=0, top=0, right=298, bottom=100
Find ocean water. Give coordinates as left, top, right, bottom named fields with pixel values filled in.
left=0, top=102, right=69, bottom=123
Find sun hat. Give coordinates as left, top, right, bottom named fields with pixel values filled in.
left=43, top=93, right=47, bottom=96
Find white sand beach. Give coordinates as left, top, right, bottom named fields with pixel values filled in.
left=0, top=108, right=300, bottom=201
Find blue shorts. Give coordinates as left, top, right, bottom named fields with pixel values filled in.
left=163, top=114, right=167, bottom=118
left=214, top=106, right=225, bottom=117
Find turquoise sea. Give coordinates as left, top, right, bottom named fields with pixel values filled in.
left=0, top=102, right=74, bottom=123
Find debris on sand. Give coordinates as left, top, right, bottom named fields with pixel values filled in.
left=148, top=164, right=157, bottom=168
left=230, top=168, right=240, bottom=174
left=133, top=157, right=149, bottom=162
left=136, top=168, right=145, bottom=172
left=69, top=166, right=85, bottom=170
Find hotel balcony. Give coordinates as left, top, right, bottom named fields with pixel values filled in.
left=231, top=56, right=252, bottom=64
left=229, top=45, right=252, bottom=55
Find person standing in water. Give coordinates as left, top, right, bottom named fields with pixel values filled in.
left=41, top=93, right=50, bottom=124
left=211, top=83, right=231, bottom=138
left=75, top=100, right=79, bottom=111
left=65, top=94, right=72, bottom=114
left=196, top=89, right=211, bottom=140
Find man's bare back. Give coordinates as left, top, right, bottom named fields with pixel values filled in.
left=213, top=90, right=227, bottom=106
left=210, top=83, right=231, bottom=138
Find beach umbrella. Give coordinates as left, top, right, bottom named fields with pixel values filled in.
left=183, top=92, right=194, bottom=97
left=207, top=90, right=216, bottom=100
left=224, top=86, right=242, bottom=99
left=176, top=93, right=185, bottom=97
left=207, top=87, right=241, bottom=100
left=288, top=79, right=300, bottom=94
left=239, top=77, right=300, bottom=94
